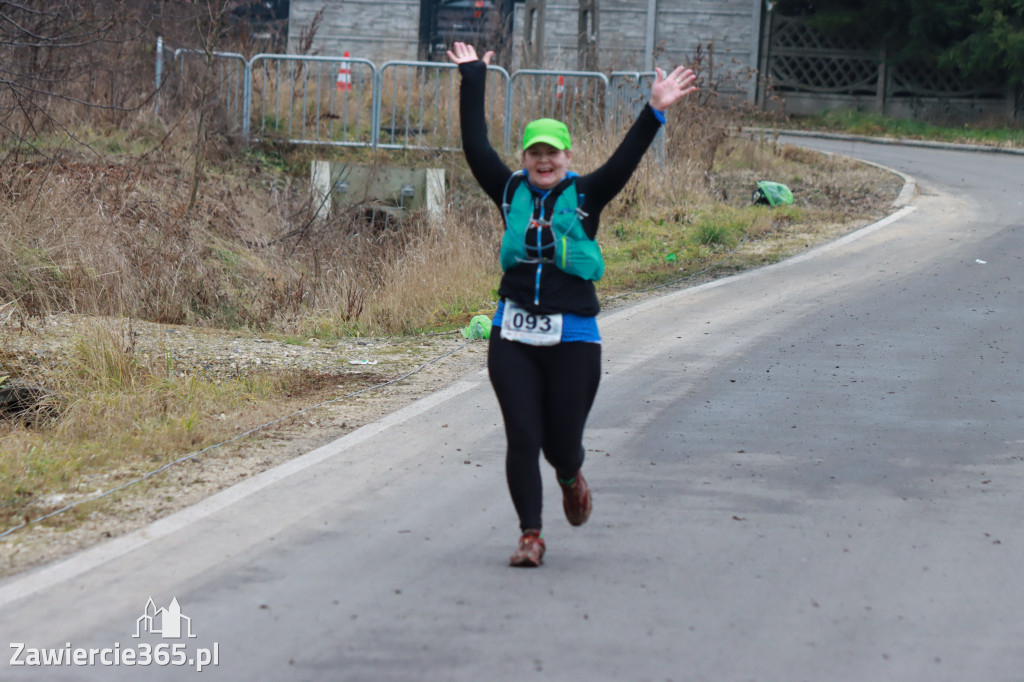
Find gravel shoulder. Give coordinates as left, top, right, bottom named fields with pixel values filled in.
left=1, top=326, right=487, bottom=578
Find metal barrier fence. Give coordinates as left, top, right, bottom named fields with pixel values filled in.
left=608, top=71, right=664, bottom=161
left=506, top=70, right=609, bottom=149
left=247, top=54, right=377, bottom=147
left=160, top=48, right=248, bottom=134
left=154, top=44, right=657, bottom=153
left=608, top=72, right=657, bottom=129
left=376, top=61, right=510, bottom=152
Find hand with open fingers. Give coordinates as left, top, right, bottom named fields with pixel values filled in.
left=446, top=42, right=494, bottom=66
left=648, top=65, right=699, bottom=111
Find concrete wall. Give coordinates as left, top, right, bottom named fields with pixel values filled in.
left=286, top=1, right=763, bottom=102
left=513, top=0, right=762, bottom=102
left=288, top=0, right=422, bottom=64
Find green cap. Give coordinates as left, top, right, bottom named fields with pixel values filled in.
left=522, top=118, right=572, bottom=151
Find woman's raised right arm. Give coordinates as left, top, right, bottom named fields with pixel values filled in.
left=449, top=43, right=512, bottom=205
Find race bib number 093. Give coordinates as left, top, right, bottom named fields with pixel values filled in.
left=500, top=301, right=562, bottom=346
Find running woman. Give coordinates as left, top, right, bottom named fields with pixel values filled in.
left=447, top=42, right=697, bottom=567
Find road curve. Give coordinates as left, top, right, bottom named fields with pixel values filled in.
left=2, top=139, right=1022, bottom=681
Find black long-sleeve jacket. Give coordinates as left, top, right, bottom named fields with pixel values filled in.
left=459, top=60, right=663, bottom=316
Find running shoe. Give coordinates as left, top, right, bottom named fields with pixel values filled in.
left=559, top=471, right=592, bottom=526
left=509, top=529, right=545, bottom=567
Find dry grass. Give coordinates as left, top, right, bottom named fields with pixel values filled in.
left=0, top=86, right=896, bottom=345
left=0, top=320, right=322, bottom=531
left=0, top=142, right=501, bottom=336
left=283, top=204, right=501, bottom=336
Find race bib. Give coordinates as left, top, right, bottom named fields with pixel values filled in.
left=500, top=301, right=563, bottom=346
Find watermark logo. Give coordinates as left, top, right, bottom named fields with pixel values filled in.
left=135, top=597, right=196, bottom=639
left=10, top=596, right=219, bottom=672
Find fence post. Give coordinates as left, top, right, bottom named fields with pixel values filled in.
left=372, top=66, right=382, bottom=149
left=756, top=5, right=772, bottom=109
left=876, top=46, right=887, bottom=116
left=155, top=36, right=163, bottom=117
left=523, top=0, right=546, bottom=69
left=504, top=72, right=515, bottom=154
left=578, top=0, right=598, bottom=71
left=644, top=0, right=658, bottom=72
left=242, top=56, right=253, bottom=143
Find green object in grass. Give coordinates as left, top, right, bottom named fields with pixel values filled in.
left=462, top=315, right=492, bottom=340
left=752, top=181, right=794, bottom=207
left=665, top=253, right=677, bottom=262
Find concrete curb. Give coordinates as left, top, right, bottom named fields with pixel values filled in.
left=744, top=127, right=1024, bottom=156
left=837, top=154, right=918, bottom=208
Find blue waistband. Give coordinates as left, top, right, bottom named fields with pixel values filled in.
left=493, top=299, right=601, bottom=343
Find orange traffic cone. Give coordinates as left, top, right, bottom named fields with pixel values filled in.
left=336, top=52, right=352, bottom=92
left=555, top=75, right=565, bottom=100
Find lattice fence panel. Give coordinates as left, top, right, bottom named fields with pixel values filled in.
left=889, top=61, right=1002, bottom=98
left=771, top=14, right=873, bottom=53
left=767, top=13, right=1007, bottom=101
left=766, top=14, right=878, bottom=95
left=770, top=54, right=878, bottom=94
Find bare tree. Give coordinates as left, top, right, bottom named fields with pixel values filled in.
left=0, top=1, right=253, bottom=158
left=0, top=1, right=156, bottom=151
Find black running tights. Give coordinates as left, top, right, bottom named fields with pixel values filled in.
left=487, top=333, right=601, bottom=531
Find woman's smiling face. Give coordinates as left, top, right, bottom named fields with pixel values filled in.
left=522, top=142, right=573, bottom=190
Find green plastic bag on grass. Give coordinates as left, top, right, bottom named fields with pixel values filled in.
left=461, top=315, right=492, bottom=340
left=752, top=181, right=794, bottom=207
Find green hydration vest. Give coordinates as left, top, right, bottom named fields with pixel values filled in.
left=500, top=174, right=605, bottom=281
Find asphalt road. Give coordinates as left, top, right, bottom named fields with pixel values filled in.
left=2, top=138, right=1022, bottom=681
